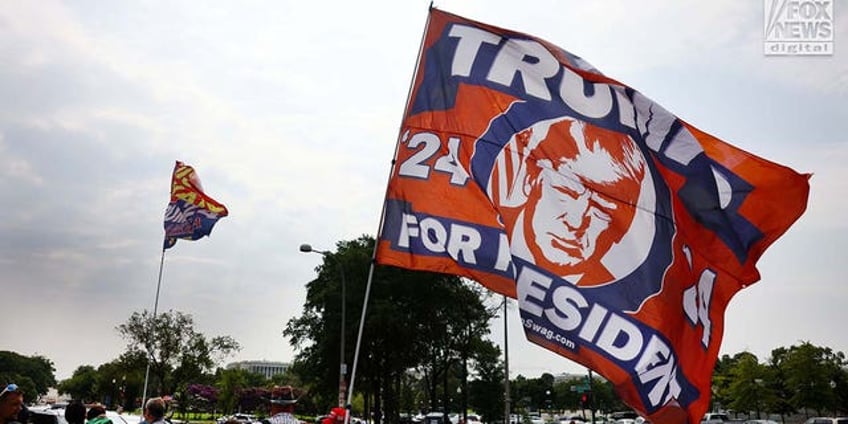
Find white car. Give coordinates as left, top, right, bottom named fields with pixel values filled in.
left=465, top=414, right=483, bottom=424
left=701, top=413, right=729, bottom=424
left=804, top=418, right=848, bottom=424
left=424, top=412, right=447, bottom=424
left=218, top=414, right=259, bottom=424
left=105, top=411, right=144, bottom=424
left=28, top=407, right=142, bottom=424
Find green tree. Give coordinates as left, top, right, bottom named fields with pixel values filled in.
left=509, top=375, right=533, bottom=414
left=95, top=360, right=131, bottom=408
left=466, top=339, right=504, bottom=423
left=285, top=236, right=498, bottom=424
left=725, top=352, right=775, bottom=418
left=772, top=342, right=846, bottom=416
left=589, top=378, right=625, bottom=415
left=117, top=309, right=240, bottom=396
left=58, top=365, right=98, bottom=402
left=113, top=351, right=148, bottom=410
left=764, top=347, right=796, bottom=421
left=710, top=353, right=739, bottom=413
left=215, top=367, right=249, bottom=414
left=0, top=351, right=56, bottom=400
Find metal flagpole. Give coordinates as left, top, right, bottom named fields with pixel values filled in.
left=141, top=248, right=166, bottom=411
left=503, top=296, right=511, bottom=424
left=343, top=6, right=434, bottom=424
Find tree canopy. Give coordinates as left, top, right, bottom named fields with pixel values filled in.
left=116, top=309, right=240, bottom=396
left=711, top=342, right=847, bottom=419
left=0, top=351, right=56, bottom=400
left=285, top=235, right=501, bottom=422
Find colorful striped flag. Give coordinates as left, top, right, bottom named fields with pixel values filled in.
left=163, top=161, right=228, bottom=250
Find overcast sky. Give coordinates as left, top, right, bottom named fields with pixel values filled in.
left=1, top=1, right=846, bottom=383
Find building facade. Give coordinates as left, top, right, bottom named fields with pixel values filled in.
left=226, top=360, right=291, bottom=379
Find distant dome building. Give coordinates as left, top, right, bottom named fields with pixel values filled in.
left=226, top=360, right=291, bottom=379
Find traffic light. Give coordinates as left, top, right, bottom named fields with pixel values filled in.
left=579, top=393, right=588, bottom=408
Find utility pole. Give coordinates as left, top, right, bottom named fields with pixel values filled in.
left=587, top=370, right=595, bottom=424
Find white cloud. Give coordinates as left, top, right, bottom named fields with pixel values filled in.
left=0, top=137, right=44, bottom=186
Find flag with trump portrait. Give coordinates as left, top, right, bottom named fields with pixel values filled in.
left=375, top=8, right=809, bottom=424
left=163, top=161, right=229, bottom=250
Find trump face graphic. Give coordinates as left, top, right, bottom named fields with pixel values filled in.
left=490, top=116, right=649, bottom=286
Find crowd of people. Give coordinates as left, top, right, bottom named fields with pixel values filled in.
left=0, top=384, right=173, bottom=424
left=0, top=383, right=345, bottom=424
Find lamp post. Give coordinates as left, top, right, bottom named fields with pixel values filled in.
left=300, top=243, right=347, bottom=408
left=120, top=375, right=126, bottom=410
left=830, top=380, right=837, bottom=416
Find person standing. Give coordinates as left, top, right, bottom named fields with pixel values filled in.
left=85, top=404, right=112, bottom=424
left=0, top=384, right=24, bottom=424
left=321, top=407, right=346, bottom=424
left=64, top=401, right=87, bottom=424
left=262, top=386, right=300, bottom=424
left=143, top=398, right=167, bottom=424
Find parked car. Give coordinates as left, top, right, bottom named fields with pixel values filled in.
left=28, top=409, right=67, bottom=424
left=526, top=413, right=544, bottom=424
left=609, top=412, right=638, bottom=422
left=701, top=413, right=730, bottom=424
left=217, top=414, right=259, bottom=424
left=424, top=412, right=447, bottom=424
left=465, top=414, right=483, bottom=424
left=105, top=411, right=144, bottom=424
left=28, top=407, right=142, bottom=424
left=804, top=418, right=848, bottom=424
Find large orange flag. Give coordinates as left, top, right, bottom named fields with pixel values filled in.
left=376, top=8, right=809, bottom=424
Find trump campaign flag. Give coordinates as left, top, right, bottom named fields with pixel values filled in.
left=375, top=8, right=809, bottom=424
left=163, top=161, right=229, bottom=249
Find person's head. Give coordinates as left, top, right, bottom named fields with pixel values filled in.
left=329, top=407, right=346, bottom=423
left=269, top=386, right=298, bottom=414
left=522, top=117, right=645, bottom=279
left=86, top=404, right=106, bottom=421
left=64, top=401, right=86, bottom=424
left=15, top=404, right=28, bottom=424
left=0, top=384, right=24, bottom=424
left=143, top=398, right=166, bottom=423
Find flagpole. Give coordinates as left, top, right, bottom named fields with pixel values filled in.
left=141, top=248, right=166, bottom=412
left=503, top=296, right=511, bottom=424
left=343, top=7, right=434, bottom=424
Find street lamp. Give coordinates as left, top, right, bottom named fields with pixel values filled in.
left=120, top=375, right=126, bottom=410
left=300, top=243, right=347, bottom=407
left=830, top=380, right=837, bottom=416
